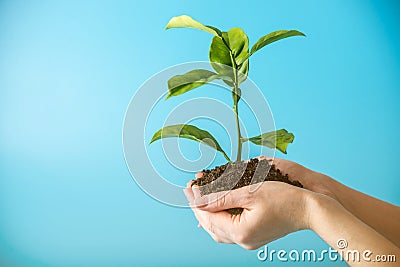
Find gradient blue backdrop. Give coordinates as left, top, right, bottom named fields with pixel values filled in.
left=1, top=0, right=399, bottom=266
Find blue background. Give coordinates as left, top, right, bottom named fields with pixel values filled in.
left=1, top=0, right=399, bottom=266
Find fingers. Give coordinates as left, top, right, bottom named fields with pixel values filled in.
left=192, top=186, right=253, bottom=212
left=191, top=206, right=234, bottom=244
left=184, top=185, right=235, bottom=244
left=184, top=180, right=197, bottom=205
left=186, top=180, right=195, bottom=188
left=195, top=172, right=203, bottom=179
left=183, top=187, right=194, bottom=204
left=209, top=232, right=233, bottom=244
left=184, top=178, right=252, bottom=245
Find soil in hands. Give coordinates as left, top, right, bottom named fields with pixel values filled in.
left=192, top=158, right=303, bottom=215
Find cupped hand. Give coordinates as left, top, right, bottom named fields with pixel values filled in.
left=183, top=179, right=314, bottom=250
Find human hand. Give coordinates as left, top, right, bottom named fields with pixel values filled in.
left=259, top=156, right=339, bottom=201
left=184, top=158, right=400, bottom=265
left=183, top=180, right=314, bottom=250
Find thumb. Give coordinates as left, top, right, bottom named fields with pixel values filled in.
left=193, top=186, right=253, bottom=212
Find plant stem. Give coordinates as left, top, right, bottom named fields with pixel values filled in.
left=221, top=36, right=242, bottom=162
left=229, top=52, right=242, bottom=162
left=234, top=96, right=242, bottom=162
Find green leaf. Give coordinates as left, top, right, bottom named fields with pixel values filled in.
left=227, top=28, right=249, bottom=66
left=150, top=124, right=230, bottom=161
left=237, top=60, right=249, bottom=84
left=250, top=30, right=306, bottom=57
left=165, top=15, right=222, bottom=36
left=228, top=28, right=250, bottom=84
left=209, top=34, right=232, bottom=77
left=209, top=28, right=249, bottom=85
left=167, top=69, right=220, bottom=99
left=246, top=129, right=295, bottom=154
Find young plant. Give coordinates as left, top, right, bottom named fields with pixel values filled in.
left=150, top=15, right=305, bottom=163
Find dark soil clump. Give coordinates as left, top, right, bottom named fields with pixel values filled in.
left=192, top=158, right=303, bottom=215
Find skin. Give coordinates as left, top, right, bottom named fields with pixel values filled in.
left=269, top=157, right=400, bottom=247
left=183, top=157, right=400, bottom=266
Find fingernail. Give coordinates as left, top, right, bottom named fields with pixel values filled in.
left=195, top=172, right=203, bottom=179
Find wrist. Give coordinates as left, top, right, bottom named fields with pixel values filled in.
left=304, top=190, right=343, bottom=231
left=306, top=172, right=340, bottom=203
left=293, top=188, right=322, bottom=231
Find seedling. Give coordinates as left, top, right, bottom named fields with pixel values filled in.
left=150, top=15, right=305, bottom=164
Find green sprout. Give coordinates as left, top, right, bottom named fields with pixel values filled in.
left=150, top=15, right=305, bottom=163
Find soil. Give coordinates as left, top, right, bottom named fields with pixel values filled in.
left=192, top=158, right=303, bottom=215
